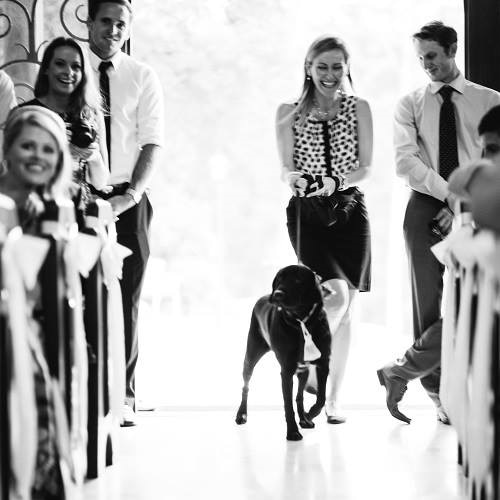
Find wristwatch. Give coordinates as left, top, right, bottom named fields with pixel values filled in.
left=125, top=187, right=142, bottom=204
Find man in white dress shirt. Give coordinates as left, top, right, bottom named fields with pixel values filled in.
left=88, top=0, right=164, bottom=426
left=377, top=21, right=500, bottom=424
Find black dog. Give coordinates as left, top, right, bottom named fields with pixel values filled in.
left=235, top=264, right=331, bottom=441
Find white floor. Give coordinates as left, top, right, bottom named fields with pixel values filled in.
left=83, top=407, right=467, bottom=500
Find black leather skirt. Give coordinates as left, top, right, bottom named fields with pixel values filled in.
left=286, top=187, right=371, bottom=291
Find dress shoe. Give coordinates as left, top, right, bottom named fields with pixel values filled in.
left=377, top=366, right=411, bottom=424
left=137, top=400, right=156, bottom=412
left=326, top=415, right=347, bottom=424
left=325, top=404, right=346, bottom=424
left=120, top=403, right=137, bottom=427
left=436, top=406, right=450, bottom=425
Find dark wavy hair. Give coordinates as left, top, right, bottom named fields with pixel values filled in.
left=34, top=37, right=101, bottom=121
left=413, top=21, right=457, bottom=55
left=294, top=35, right=353, bottom=125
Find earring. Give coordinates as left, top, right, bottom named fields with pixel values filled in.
left=306, top=75, right=311, bottom=81
left=0, top=158, right=8, bottom=176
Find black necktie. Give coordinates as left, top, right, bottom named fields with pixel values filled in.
left=99, top=61, right=112, bottom=170
left=438, top=85, right=458, bottom=180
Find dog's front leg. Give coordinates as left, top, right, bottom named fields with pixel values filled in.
left=281, top=367, right=302, bottom=441
left=236, top=313, right=269, bottom=426
left=306, top=363, right=328, bottom=420
left=296, top=367, right=315, bottom=429
left=236, top=354, right=266, bottom=425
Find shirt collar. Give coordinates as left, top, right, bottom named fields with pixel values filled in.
left=429, top=72, right=466, bottom=95
left=89, top=48, right=124, bottom=72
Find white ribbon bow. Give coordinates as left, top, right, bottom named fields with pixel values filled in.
left=298, top=320, right=321, bottom=362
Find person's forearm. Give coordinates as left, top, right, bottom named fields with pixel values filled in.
left=87, top=152, right=109, bottom=189
left=346, top=165, right=370, bottom=186
left=129, top=144, right=161, bottom=193
left=394, top=99, right=448, bottom=201
left=396, top=155, right=449, bottom=201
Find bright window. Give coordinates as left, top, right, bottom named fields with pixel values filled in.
left=133, top=0, right=464, bottom=408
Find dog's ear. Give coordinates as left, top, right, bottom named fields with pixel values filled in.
left=271, top=268, right=282, bottom=292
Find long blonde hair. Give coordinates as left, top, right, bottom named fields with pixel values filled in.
left=294, top=35, right=353, bottom=125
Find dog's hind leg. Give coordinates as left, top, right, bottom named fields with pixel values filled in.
left=296, top=367, right=315, bottom=429
left=235, top=313, right=269, bottom=425
left=306, top=363, right=328, bottom=420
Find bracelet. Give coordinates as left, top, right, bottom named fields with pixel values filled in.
left=334, top=174, right=347, bottom=191
left=125, top=187, right=142, bottom=204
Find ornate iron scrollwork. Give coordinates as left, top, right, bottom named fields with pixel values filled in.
left=0, top=0, right=41, bottom=71
left=0, top=0, right=130, bottom=105
left=60, top=0, right=89, bottom=42
left=0, top=0, right=89, bottom=99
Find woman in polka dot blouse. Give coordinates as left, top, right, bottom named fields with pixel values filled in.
left=276, top=35, right=373, bottom=424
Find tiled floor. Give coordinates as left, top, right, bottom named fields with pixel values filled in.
left=83, top=407, right=467, bottom=500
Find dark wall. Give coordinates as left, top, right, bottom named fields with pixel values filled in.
left=464, top=0, right=500, bottom=91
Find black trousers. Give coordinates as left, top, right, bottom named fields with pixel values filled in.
left=96, top=184, right=152, bottom=409
left=392, top=191, right=445, bottom=405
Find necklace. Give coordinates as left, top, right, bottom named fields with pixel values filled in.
left=312, top=98, right=340, bottom=120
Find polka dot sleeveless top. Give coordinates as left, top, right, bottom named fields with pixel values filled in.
left=292, top=94, right=359, bottom=177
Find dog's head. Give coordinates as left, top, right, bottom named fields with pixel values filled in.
left=270, top=264, right=323, bottom=317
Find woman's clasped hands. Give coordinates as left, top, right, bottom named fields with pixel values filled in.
left=286, top=171, right=339, bottom=197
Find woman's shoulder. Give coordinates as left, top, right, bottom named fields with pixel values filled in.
left=19, top=97, right=43, bottom=108
left=342, top=94, right=369, bottom=107
left=353, top=95, right=370, bottom=106
left=352, top=96, right=371, bottom=116
left=277, top=101, right=296, bottom=115
left=276, top=101, right=297, bottom=126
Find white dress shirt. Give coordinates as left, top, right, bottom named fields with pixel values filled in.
left=89, top=50, right=164, bottom=185
left=394, top=73, right=500, bottom=201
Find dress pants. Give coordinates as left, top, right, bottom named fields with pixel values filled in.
left=116, top=195, right=152, bottom=410
left=94, top=184, right=152, bottom=410
left=392, top=191, right=445, bottom=405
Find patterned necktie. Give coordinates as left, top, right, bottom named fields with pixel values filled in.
left=438, top=85, right=458, bottom=180
left=99, top=61, right=112, bottom=170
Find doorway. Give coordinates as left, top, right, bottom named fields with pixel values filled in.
left=133, top=0, right=464, bottom=408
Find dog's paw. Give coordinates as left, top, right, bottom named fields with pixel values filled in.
left=286, top=430, right=303, bottom=441
left=306, top=405, right=322, bottom=421
left=235, top=413, right=247, bottom=425
left=299, top=418, right=315, bottom=429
